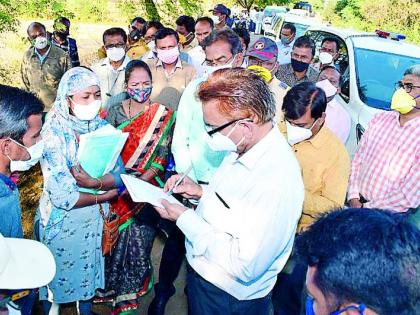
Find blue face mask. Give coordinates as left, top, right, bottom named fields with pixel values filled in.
left=306, top=296, right=367, bottom=315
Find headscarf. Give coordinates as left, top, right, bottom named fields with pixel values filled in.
left=46, top=67, right=106, bottom=135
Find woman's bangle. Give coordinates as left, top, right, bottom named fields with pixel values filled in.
left=95, top=178, right=103, bottom=190
left=150, top=168, right=158, bottom=176
left=95, top=194, right=99, bottom=205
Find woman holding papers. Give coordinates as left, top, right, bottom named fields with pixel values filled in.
left=36, top=67, right=125, bottom=315
left=103, top=60, right=175, bottom=314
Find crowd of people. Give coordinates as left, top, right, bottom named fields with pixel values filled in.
left=0, top=3, right=419, bottom=315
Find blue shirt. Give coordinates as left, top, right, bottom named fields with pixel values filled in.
left=0, top=173, right=23, bottom=238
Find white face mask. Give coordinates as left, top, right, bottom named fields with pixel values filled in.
left=319, top=51, right=333, bottom=65
left=211, top=15, right=221, bottom=25
left=34, top=36, right=49, bottom=50
left=205, top=122, right=245, bottom=152
left=316, top=79, right=337, bottom=98
left=70, top=98, right=102, bottom=121
left=286, top=120, right=317, bottom=146
left=106, top=47, right=126, bottom=62
left=147, top=40, right=156, bottom=51
left=7, top=138, right=45, bottom=172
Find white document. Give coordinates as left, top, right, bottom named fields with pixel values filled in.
left=121, top=174, right=183, bottom=208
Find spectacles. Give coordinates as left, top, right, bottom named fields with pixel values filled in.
left=104, top=43, right=125, bottom=49
left=395, top=81, right=420, bottom=93
left=247, top=58, right=276, bottom=70
left=204, top=54, right=235, bottom=67
left=205, top=118, right=252, bottom=136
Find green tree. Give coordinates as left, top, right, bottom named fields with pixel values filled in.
left=0, top=0, right=19, bottom=33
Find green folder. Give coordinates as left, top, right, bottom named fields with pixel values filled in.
left=77, top=125, right=128, bottom=194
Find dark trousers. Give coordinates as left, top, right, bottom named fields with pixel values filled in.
left=272, top=262, right=307, bottom=315
left=132, top=204, right=185, bottom=299
left=154, top=224, right=186, bottom=296
left=187, top=266, right=271, bottom=315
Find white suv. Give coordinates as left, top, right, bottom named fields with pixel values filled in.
left=306, top=26, right=420, bottom=156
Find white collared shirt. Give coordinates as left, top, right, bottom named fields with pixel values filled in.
left=187, top=45, right=206, bottom=78
left=177, top=127, right=304, bottom=300
left=91, top=55, right=131, bottom=107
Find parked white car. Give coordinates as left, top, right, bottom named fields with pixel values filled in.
left=265, top=13, right=320, bottom=41
left=306, top=26, right=420, bottom=156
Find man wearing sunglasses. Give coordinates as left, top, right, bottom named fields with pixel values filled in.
left=348, top=64, right=420, bottom=212
left=155, top=68, right=304, bottom=315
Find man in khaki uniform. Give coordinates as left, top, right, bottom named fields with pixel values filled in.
left=247, top=37, right=288, bottom=121
left=21, top=22, right=72, bottom=111
left=146, top=28, right=196, bottom=110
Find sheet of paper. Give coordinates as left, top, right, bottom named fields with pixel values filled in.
left=121, top=174, right=183, bottom=208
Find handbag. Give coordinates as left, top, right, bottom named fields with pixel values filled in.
left=99, top=204, right=120, bottom=256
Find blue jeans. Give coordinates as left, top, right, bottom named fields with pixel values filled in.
left=186, top=266, right=271, bottom=315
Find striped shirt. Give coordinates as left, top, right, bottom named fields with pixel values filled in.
left=348, top=111, right=419, bottom=212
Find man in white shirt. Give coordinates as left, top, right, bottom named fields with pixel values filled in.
left=155, top=68, right=304, bottom=315
left=316, top=66, right=351, bottom=143
left=91, top=27, right=131, bottom=108
left=276, top=23, right=296, bottom=65
left=188, top=17, right=214, bottom=78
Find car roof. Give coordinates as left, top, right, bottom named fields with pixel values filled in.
left=283, top=14, right=318, bottom=25
left=307, top=25, right=420, bottom=58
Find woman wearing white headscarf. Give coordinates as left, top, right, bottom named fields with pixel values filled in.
left=37, top=67, right=124, bottom=314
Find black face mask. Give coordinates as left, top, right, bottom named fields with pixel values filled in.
left=291, top=58, right=310, bottom=72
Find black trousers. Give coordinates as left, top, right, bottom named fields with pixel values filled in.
left=187, top=266, right=271, bottom=315
left=272, top=262, right=307, bottom=315
left=135, top=204, right=186, bottom=297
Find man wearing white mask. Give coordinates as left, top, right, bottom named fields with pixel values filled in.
left=278, top=81, right=350, bottom=233
left=92, top=27, right=131, bottom=107
left=210, top=4, right=231, bottom=31
left=273, top=82, right=349, bottom=315
left=146, top=28, right=196, bottom=110
left=172, top=29, right=244, bottom=183
left=0, top=85, right=45, bottom=239
left=156, top=68, right=304, bottom=315
left=316, top=66, right=351, bottom=143
left=148, top=29, right=244, bottom=314
left=21, top=22, right=72, bottom=112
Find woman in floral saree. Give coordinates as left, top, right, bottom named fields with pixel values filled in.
left=102, top=59, right=175, bottom=314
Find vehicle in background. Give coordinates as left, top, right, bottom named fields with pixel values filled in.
left=293, top=1, right=313, bottom=15
left=262, top=6, right=289, bottom=34
left=288, top=9, right=311, bottom=17
left=306, top=26, right=420, bottom=156
left=265, top=13, right=319, bottom=41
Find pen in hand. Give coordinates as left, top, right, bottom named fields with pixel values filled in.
left=167, top=165, right=193, bottom=196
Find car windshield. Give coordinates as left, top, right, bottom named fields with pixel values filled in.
left=264, top=7, right=287, bottom=17
left=354, top=47, right=420, bottom=110
left=290, top=22, right=311, bottom=37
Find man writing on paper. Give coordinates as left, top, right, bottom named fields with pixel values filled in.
left=154, top=68, right=304, bottom=315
